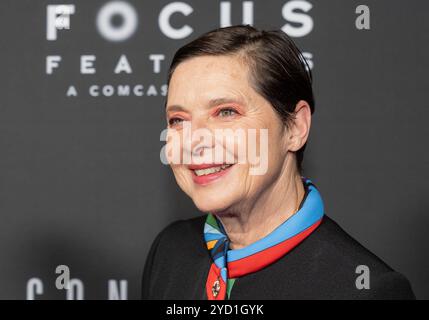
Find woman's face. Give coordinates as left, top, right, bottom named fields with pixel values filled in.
left=165, top=55, right=292, bottom=214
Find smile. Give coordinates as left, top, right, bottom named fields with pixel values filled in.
left=193, top=164, right=232, bottom=176
left=188, top=164, right=234, bottom=185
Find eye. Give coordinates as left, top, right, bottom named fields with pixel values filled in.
left=217, top=107, right=238, bottom=118
left=168, top=117, right=184, bottom=126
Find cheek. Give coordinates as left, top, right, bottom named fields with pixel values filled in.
left=218, top=125, right=272, bottom=172
left=165, top=131, right=186, bottom=165
left=266, top=114, right=288, bottom=154
left=171, top=165, right=191, bottom=189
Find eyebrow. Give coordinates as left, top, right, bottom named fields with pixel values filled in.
left=166, top=97, right=245, bottom=112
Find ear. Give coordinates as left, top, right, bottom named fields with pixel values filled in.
left=287, top=100, right=312, bottom=152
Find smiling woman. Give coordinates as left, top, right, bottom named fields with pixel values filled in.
left=141, top=25, right=415, bottom=300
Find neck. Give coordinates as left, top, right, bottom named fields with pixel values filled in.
left=216, top=156, right=305, bottom=250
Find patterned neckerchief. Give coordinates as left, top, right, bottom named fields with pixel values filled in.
left=203, top=178, right=324, bottom=300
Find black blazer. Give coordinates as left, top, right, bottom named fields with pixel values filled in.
left=142, top=215, right=415, bottom=299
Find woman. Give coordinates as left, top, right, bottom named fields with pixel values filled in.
left=142, top=25, right=415, bottom=300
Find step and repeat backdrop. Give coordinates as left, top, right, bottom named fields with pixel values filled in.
left=0, top=0, right=428, bottom=299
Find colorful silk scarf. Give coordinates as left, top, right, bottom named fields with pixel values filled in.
left=203, top=178, right=324, bottom=300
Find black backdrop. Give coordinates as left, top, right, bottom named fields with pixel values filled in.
left=0, top=0, right=428, bottom=299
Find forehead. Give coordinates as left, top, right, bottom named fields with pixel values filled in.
left=167, top=55, right=253, bottom=106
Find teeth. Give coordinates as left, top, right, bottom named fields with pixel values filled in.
left=194, top=164, right=232, bottom=176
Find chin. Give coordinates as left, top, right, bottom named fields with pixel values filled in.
left=190, top=189, right=236, bottom=213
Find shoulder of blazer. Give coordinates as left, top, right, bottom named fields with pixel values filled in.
left=156, top=215, right=207, bottom=249
left=141, top=215, right=207, bottom=299
left=301, top=216, right=416, bottom=299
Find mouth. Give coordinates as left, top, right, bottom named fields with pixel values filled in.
left=193, top=164, right=233, bottom=176
left=188, top=163, right=234, bottom=185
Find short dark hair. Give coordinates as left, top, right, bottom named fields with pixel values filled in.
left=166, top=25, right=314, bottom=171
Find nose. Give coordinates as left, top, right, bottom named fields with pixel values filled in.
left=184, top=116, right=215, bottom=161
